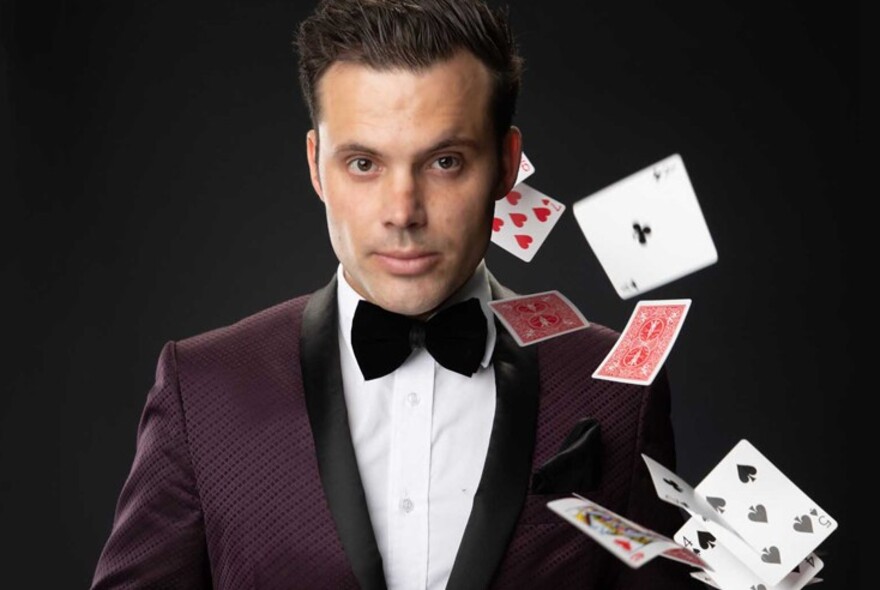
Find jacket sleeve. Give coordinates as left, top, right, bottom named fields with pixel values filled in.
left=91, top=341, right=211, bottom=589
left=611, top=368, right=705, bottom=590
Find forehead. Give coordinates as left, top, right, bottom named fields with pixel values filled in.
left=314, top=51, right=494, bottom=147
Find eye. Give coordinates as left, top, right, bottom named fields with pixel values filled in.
left=347, top=157, right=375, bottom=174
left=432, top=155, right=462, bottom=171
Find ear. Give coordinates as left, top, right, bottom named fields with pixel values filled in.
left=495, top=125, right=523, bottom=201
left=306, top=129, right=324, bottom=201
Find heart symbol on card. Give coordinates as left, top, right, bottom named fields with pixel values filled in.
left=706, top=496, right=726, bottom=513
left=614, top=539, right=632, bottom=551
left=697, top=531, right=716, bottom=550
left=509, top=213, right=528, bottom=227
left=737, top=464, right=757, bottom=483
left=760, top=546, right=781, bottom=564
left=492, top=217, right=504, bottom=232
left=515, top=234, right=533, bottom=249
left=793, top=515, right=813, bottom=533
left=542, top=198, right=550, bottom=205
left=532, top=207, right=551, bottom=222
left=506, top=191, right=522, bottom=206
left=748, top=504, right=768, bottom=523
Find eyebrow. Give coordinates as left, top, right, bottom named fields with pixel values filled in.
left=333, top=136, right=482, bottom=158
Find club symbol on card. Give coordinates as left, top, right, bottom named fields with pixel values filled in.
left=748, top=504, right=768, bottom=523
left=663, top=478, right=682, bottom=493
left=697, top=531, right=716, bottom=550
left=793, top=515, right=814, bottom=533
left=632, top=222, right=652, bottom=245
left=737, top=464, right=757, bottom=483
left=760, top=546, right=781, bottom=564
left=706, top=496, right=726, bottom=513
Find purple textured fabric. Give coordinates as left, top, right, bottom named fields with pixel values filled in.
left=91, top=286, right=694, bottom=589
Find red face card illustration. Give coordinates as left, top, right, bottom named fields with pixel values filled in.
left=488, top=290, right=589, bottom=346
left=592, top=299, right=691, bottom=385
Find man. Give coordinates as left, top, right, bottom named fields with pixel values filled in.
left=92, top=1, right=697, bottom=588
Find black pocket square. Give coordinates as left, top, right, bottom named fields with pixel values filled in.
left=530, top=417, right=601, bottom=494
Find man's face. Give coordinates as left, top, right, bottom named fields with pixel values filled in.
left=306, top=50, right=521, bottom=317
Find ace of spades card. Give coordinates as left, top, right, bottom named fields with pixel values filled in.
left=491, top=182, right=566, bottom=262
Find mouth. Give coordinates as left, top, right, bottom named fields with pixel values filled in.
left=373, top=250, right=440, bottom=275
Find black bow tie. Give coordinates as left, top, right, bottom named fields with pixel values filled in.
left=350, top=298, right=488, bottom=381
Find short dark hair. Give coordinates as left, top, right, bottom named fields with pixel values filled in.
left=294, top=0, right=523, bottom=143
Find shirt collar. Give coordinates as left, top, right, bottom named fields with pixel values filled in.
left=336, top=261, right=497, bottom=369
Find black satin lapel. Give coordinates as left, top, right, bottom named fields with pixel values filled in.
left=301, top=276, right=387, bottom=590
left=445, top=275, right=540, bottom=590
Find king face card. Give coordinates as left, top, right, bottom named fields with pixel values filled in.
left=572, top=153, right=717, bottom=299
left=547, top=496, right=709, bottom=570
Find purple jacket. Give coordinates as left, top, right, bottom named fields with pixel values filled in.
left=91, top=274, right=698, bottom=589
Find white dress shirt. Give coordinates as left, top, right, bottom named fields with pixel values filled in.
left=336, top=262, right=497, bottom=590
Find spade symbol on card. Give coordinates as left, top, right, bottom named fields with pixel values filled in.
left=663, top=478, right=683, bottom=493
left=760, top=546, right=781, bottom=564
left=793, top=515, right=814, bottom=533
left=697, top=531, right=716, bottom=550
left=737, top=464, right=758, bottom=483
left=750, top=585, right=767, bottom=590
left=706, top=496, right=726, bottom=513
left=748, top=504, right=768, bottom=523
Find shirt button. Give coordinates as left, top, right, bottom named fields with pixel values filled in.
left=400, top=498, right=414, bottom=513
left=406, top=392, right=420, bottom=407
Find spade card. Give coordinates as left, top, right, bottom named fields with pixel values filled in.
left=514, top=151, right=535, bottom=187
left=488, top=290, right=589, bottom=346
left=677, top=516, right=824, bottom=590
left=491, top=182, right=566, bottom=262
left=592, top=299, right=691, bottom=385
left=693, top=440, right=837, bottom=587
left=547, top=496, right=710, bottom=570
left=642, top=454, right=722, bottom=526
left=572, top=153, right=717, bottom=299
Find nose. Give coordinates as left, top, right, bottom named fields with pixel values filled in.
left=382, top=168, right=426, bottom=229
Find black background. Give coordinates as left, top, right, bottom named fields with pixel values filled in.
left=2, top=0, right=860, bottom=587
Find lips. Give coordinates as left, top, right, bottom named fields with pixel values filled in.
left=374, top=251, right=440, bottom=275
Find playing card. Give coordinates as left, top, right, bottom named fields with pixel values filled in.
left=491, top=182, right=566, bottom=262
left=572, top=153, right=717, bottom=299
left=592, top=299, right=691, bottom=385
left=488, top=290, right=589, bottom=346
left=690, top=572, right=825, bottom=590
left=694, top=440, right=837, bottom=586
left=642, top=454, right=721, bottom=525
left=547, top=496, right=710, bottom=570
left=676, top=516, right=824, bottom=590
left=514, top=151, right=535, bottom=187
